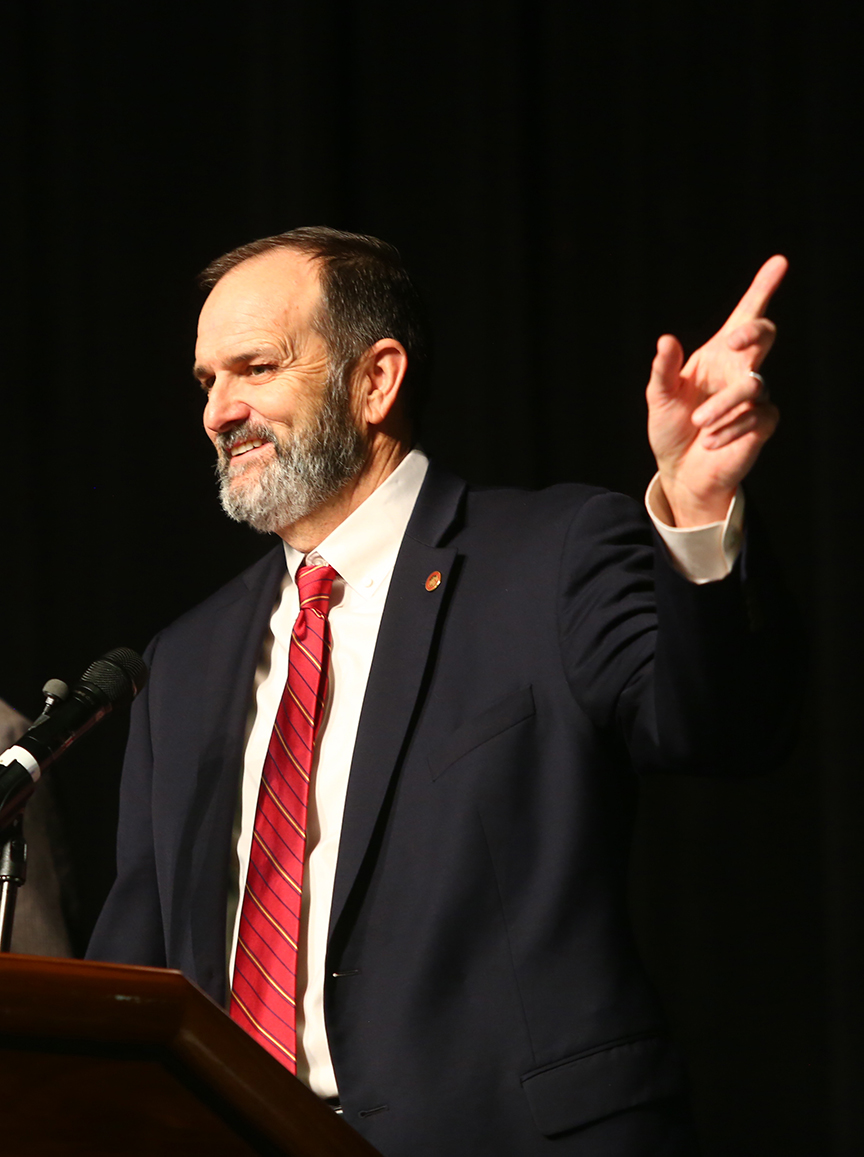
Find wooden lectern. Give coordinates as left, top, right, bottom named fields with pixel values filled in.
left=0, top=954, right=383, bottom=1157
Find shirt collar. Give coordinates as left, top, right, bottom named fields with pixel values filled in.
left=282, top=448, right=429, bottom=599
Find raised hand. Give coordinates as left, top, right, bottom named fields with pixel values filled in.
left=646, top=255, right=787, bottom=526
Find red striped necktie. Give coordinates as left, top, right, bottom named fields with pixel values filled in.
left=230, top=559, right=338, bottom=1071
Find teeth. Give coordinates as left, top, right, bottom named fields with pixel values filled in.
left=230, top=439, right=265, bottom=457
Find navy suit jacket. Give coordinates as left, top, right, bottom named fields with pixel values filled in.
left=89, top=463, right=794, bottom=1155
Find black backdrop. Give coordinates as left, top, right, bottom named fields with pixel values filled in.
left=3, top=1, right=862, bottom=1153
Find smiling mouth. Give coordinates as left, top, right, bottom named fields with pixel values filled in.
left=229, top=438, right=269, bottom=458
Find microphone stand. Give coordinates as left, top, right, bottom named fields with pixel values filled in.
left=0, top=815, right=27, bottom=952
left=0, top=653, right=146, bottom=952
left=0, top=679, right=67, bottom=953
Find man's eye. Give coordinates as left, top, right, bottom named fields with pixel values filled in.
left=249, top=364, right=275, bottom=376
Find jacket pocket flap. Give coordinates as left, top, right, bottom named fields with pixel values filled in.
left=520, top=1034, right=685, bottom=1136
left=428, top=686, right=535, bottom=781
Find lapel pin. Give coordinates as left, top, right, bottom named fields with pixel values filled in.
left=425, top=571, right=442, bottom=592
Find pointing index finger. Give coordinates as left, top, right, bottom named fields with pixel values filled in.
left=725, top=254, right=789, bottom=328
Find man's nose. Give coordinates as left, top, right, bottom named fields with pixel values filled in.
left=203, top=379, right=251, bottom=438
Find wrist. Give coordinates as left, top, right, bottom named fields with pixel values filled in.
left=657, top=476, right=735, bottom=527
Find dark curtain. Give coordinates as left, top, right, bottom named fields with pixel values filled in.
left=3, top=2, right=862, bottom=1152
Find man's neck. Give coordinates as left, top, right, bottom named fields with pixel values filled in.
left=278, top=436, right=412, bottom=553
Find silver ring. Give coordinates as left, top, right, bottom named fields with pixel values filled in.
left=749, top=370, right=769, bottom=402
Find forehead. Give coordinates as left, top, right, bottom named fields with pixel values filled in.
left=196, top=248, right=324, bottom=358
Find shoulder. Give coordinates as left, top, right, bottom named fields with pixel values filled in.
left=465, top=479, right=638, bottom=518
left=145, top=544, right=285, bottom=655
left=419, top=459, right=647, bottom=542
left=460, top=479, right=651, bottom=552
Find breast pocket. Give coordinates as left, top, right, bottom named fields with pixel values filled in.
left=427, top=686, right=536, bottom=781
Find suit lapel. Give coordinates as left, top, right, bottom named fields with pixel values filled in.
left=328, top=465, right=466, bottom=937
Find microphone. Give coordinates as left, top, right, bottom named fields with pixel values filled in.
left=0, top=648, right=148, bottom=829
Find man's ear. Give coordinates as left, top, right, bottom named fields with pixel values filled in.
left=354, top=338, right=409, bottom=428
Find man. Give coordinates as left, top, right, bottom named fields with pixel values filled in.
left=89, top=228, right=794, bottom=1156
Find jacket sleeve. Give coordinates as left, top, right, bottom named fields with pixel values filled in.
left=557, top=490, right=800, bottom=776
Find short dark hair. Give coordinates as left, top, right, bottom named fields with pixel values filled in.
left=199, top=226, right=430, bottom=429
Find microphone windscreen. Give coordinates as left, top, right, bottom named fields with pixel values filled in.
left=80, top=648, right=148, bottom=703
left=42, top=679, right=69, bottom=701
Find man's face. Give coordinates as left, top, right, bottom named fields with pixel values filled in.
left=194, top=249, right=366, bottom=535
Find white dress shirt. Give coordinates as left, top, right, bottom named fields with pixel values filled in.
left=228, top=450, right=742, bottom=1098
left=229, top=448, right=430, bottom=1096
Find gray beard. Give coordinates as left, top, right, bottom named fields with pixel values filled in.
left=214, top=373, right=367, bottom=534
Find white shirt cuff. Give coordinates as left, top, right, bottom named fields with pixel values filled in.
left=645, top=474, right=745, bottom=584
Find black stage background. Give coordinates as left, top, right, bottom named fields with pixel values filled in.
left=3, top=2, right=862, bottom=1152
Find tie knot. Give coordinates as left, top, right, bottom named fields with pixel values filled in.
left=296, top=561, right=338, bottom=616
